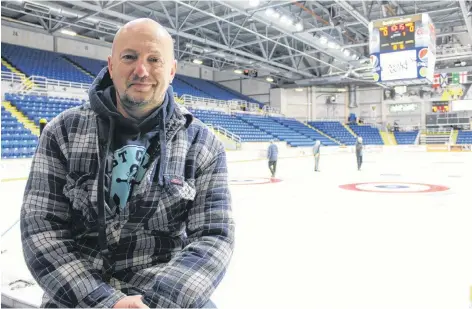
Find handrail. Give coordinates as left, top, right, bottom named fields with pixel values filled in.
left=1, top=71, right=26, bottom=91
left=213, top=125, right=242, bottom=144
left=449, top=129, right=454, bottom=144
left=414, top=131, right=420, bottom=145
left=206, top=123, right=241, bottom=149
left=27, top=75, right=92, bottom=90
left=1, top=71, right=26, bottom=82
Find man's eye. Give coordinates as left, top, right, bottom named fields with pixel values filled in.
left=122, top=55, right=136, bottom=61
left=149, top=58, right=162, bottom=63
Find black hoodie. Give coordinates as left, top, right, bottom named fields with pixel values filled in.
left=89, top=67, right=175, bottom=209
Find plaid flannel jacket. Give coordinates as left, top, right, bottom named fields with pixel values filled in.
left=21, top=103, right=235, bottom=308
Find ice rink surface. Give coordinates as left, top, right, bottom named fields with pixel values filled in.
left=2, top=150, right=472, bottom=309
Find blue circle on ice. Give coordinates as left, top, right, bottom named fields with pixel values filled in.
left=375, top=185, right=409, bottom=189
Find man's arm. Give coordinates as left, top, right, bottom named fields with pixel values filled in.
left=143, top=140, right=235, bottom=308
left=21, top=120, right=126, bottom=308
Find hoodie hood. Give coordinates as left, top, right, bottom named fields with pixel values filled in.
left=89, top=67, right=175, bottom=134
left=89, top=67, right=179, bottom=187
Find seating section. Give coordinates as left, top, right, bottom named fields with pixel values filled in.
left=456, top=130, right=472, bottom=144
left=271, top=117, right=338, bottom=146
left=394, top=130, right=418, bottom=145
left=1, top=106, right=38, bottom=159
left=237, top=114, right=314, bottom=147
left=2, top=43, right=93, bottom=83
left=349, top=124, right=384, bottom=145
left=176, top=75, right=263, bottom=106
left=309, top=121, right=357, bottom=145
left=189, top=109, right=273, bottom=142
left=172, top=77, right=211, bottom=98
left=2, top=63, right=11, bottom=72
left=5, top=93, right=84, bottom=125
left=65, top=55, right=107, bottom=76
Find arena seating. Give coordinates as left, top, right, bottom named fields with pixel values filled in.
left=176, top=75, right=263, bottom=105
left=308, top=121, right=357, bottom=145
left=348, top=124, right=384, bottom=145
left=1, top=106, right=38, bottom=159
left=271, top=117, right=338, bottom=146
left=65, top=55, right=107, bottom=76
left=2, top=63, right=11, bottom=72
left=394, top=130, right=418, bottom=145
left=2, top=43, right=93, bottom=84
left=5, top=93, right=84, bottom=125
left=189, top=108, right=274, bottom=142
left=456, top=130, right=472, bottom=144
left=236, top=114, right=314, bottom=147
left=172, top=77, right=213, bottom=98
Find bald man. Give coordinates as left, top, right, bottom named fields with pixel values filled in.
left=21, top=18, right=234, bottom=309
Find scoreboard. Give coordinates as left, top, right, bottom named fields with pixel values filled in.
left=379, top=22, right=416, bottom=52
left=369, top=13, right=436, bottom=84
left=432, top=101, right=449, bottom=113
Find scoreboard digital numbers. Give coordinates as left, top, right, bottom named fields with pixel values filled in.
left=379, top=22, right=415, bottom=52
left=369, top=13, right=436, bottom=85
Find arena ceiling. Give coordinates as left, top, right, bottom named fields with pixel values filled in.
left=2, top=0, right=472, bottom=88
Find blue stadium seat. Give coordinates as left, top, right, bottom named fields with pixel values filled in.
left=189, top=108, right=274, bottom=142
left=456, top=130, right=472, bottom=144
left=1, top=106, right=38, bottom=159
left=65, top=55, right=107, bottom=76
left=271, top=117, right=338, bottom=146
left=349, top=124, right=384, bottom=145
left=236, top=114, right=313, bottom=146
left=394, top=131, right=418, bottom=145
left=2, top=43, right=93, bottom=84
left=308, top=121, right=357, bottom=145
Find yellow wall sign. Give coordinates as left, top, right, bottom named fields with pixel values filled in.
left=440, top=85, right=464, bottom=101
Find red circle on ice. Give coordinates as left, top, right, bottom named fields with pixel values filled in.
left=339, top=182, right=449, bottom=193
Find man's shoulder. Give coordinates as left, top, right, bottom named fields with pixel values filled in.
left=175, top=106, right=224, bottom=155
left=44, top=104, right=95, bottom=135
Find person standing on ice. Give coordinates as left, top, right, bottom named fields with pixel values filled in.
left=313, top=140, right=321, bottom=172
left=267, top=140, right=278, bottom=177
left=355, top=136, right=364, bottom=170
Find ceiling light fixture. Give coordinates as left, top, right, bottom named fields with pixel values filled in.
left=60, top=29, right=77, bottom=36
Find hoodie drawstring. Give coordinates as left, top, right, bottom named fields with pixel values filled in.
left=97, top=116, right=115, bottom=281
left=157, top=105, right=167, bottom=187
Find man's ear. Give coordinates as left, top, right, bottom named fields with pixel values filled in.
left=107, top=55, right=113, bottom=79
left=169, top=59, right=177, bottom=83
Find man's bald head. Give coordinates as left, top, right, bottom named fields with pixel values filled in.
left=107, top=18, right=177, bottom=120
left=112, top=18, right=174, bottom=59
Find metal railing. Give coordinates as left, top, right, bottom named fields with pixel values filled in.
left=206, top=124, right=242, bottom=149
left=25, top=75, right=92, bottom=91
left=1, top=70, right=92, bottom=93
left=1, top=71, right=26, bottom=83
left=1, top=71, right=26, bottom=91
left=449, top=129, right=455, bottom=144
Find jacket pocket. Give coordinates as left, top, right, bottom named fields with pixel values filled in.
left=138, top=175, right=196, bottom=234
